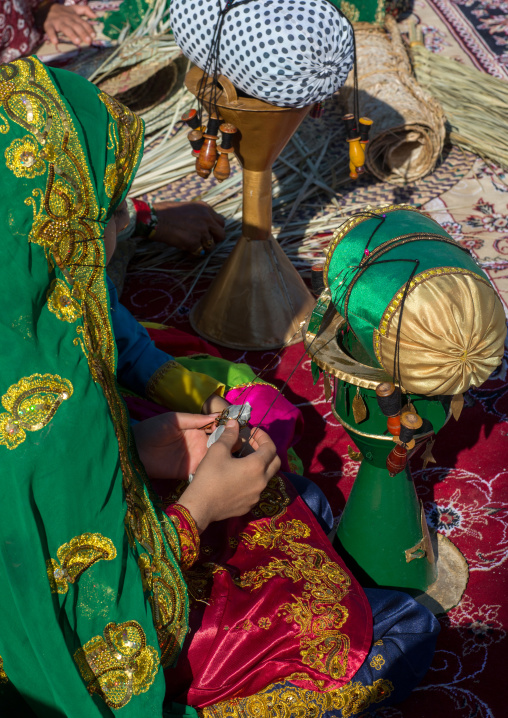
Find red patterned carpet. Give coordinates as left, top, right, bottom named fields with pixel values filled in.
left=122, top=269, right=508, bottom=718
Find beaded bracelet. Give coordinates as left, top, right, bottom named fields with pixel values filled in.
left=132, top=198, right=159, bottom=239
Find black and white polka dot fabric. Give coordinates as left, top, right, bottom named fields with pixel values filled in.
left=170, top=0, right=354, bottom=108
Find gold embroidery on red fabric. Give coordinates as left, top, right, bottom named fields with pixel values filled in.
left=46, top=533, right=117, bottom=594
left=200, top=678, right=394, bottom=717
left=0, top=373, right=72, bottom=449
left=258, top=617, right=271, bottom=630
left=251, top=474, right=290, bottom=519
left=238, top=518, right=352, bottom=681
left=74, top=621, right=159, bottom=709
left=167, top=504, right=200, bottom=571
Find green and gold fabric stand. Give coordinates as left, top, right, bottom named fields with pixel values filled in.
left=304, top=205, right=506, bottom=612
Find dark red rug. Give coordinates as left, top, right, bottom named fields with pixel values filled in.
left=122, top=267, right=507, bottom=718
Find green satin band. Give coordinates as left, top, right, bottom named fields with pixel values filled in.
left=326, top=208, right=489, bottom=367
left=326, top=0, right=385, bottom=24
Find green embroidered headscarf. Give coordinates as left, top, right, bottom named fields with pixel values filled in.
left=0, top=57, right=188, bottom=716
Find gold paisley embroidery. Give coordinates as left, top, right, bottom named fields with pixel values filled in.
left=167, top=504, right=200, bottom=570
left=0, top=655, right=8, bottom=684
left=4, top=58, right=186, bottom=668
left=0, top=373, right=72, bottom=449
left=46, top=533, right=117, bottom=594
left=74, top=621, right=159, bottom=709
left=0, top=58, right=116, bottom=378
left=5, top=134, right=45, bottom=178
left=47, top=278, right=82, bottom=322
left=98, top=92, right=143, bottom=208
left=0, top=77, right=15, bottom=104
left=251, top=474, right=290, bottom=519
left=370, top=654, right=385, bottom=670
left=238, top=519, right=351, bottom=681
left=201, top=678, right=394, bottom=718
left=134, top=547, right=188, bottom=665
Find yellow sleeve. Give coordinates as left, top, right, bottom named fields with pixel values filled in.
left=145, top=359, right=225, bottom=413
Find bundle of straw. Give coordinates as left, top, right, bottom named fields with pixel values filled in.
left=62, top=0, right=181, bottom=135
left=340, top=16, right=445, bottom=184
left=409, top=25, right=508, bottom=171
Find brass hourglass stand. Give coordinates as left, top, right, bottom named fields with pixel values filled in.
left=185, top=67, right=315, bottom=350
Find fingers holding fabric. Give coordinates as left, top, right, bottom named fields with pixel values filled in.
left=178, top=420, right=281, bottom=533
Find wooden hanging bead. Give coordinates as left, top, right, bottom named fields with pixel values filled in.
left=196, top=115, right=222, bottom=178
left=386, top=415, right=401, bottom=437
left=196, top=135, right=217, bottom=177
left=386, top=443, right=408, bottom=477
left=214, top=123, right=237, bottom=182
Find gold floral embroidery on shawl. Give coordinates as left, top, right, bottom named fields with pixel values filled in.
left=5, top=134, right=45, bottom=177
left=74, top=621, right=159, bottom=709
left=98, top=92, right=143, bottom=208
left=238, top=518, right=352, bottom=681
left=2, top=57, right=187, bottom=669
left=201, top=678, right=394, bottom=718
left=47, top=278, right=82, bottom=323
left=46, top=533, right=117, bottom=594
left=0, top=58, right=115, bottom=376
left=0, top=373, right=72, bottom=449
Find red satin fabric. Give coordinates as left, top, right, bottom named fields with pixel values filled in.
left=163, top=476, right=372, bottom=707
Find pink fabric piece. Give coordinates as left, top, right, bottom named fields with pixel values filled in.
left=226, top=384, right=303, bottom=471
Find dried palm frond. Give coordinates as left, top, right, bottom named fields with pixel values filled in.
left=409, top=23, right=508, bottom=171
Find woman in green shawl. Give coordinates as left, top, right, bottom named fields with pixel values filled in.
left=0, top=54, right=279, bottom=717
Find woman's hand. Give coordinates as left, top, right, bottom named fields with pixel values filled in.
left=201, top=392, right=230, bottom=415
left=178, top=420, right=281, bottom=533
left=42, top=4, right=96, bottom=49
left=132, top=412, right=219, bottom=480
left=150, top=200, right=225, bottom=254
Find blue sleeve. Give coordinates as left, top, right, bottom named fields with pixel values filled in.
left=108, top=277, right=173, bottom=395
